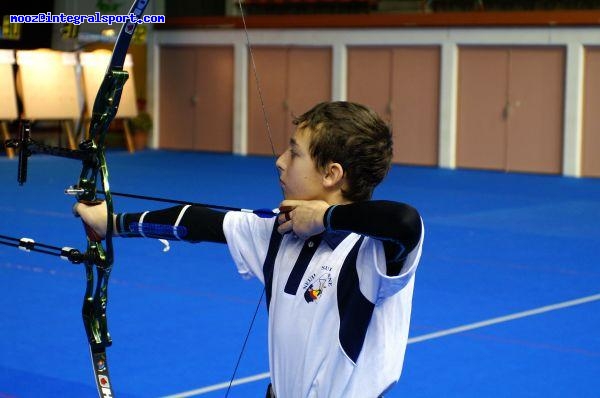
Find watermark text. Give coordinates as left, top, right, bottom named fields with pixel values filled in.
left=10, top=12, right=165, bottom=26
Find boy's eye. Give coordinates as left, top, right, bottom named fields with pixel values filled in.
left=290, top=149, right=298, bottom=158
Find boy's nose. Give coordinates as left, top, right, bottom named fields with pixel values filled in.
left=275, top=154, right=285, bottom=172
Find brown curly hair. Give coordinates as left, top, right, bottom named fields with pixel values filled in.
left=293, top=101, right=393, bottom=202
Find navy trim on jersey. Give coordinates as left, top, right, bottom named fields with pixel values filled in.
left=284, top=235, right=323, bottom=295
left=283, top=230, right=351, bottom=295
left=337, top=236, right=374, bottom=363
left=263, top=222, right=284, bottom=311
left=322, top=230, right=351, bottom=249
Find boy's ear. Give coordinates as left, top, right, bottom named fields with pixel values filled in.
left=322, top=162, right=345, bottom=188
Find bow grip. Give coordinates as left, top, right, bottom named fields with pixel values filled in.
left=78, top=200, right=106, bottom=242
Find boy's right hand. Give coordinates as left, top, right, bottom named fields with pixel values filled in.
left=73, top=201, right=110, bottom=241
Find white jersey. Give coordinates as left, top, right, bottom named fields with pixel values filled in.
left=223, top=211, right=424, bottom=398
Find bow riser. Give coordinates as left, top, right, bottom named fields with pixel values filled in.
left=88, top=70, right=129, bottom=146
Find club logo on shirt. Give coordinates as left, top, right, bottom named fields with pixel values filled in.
left=302, top=266, right=333, bottom=303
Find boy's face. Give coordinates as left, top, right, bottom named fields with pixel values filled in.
left=276, top=127, right=326, bottom=201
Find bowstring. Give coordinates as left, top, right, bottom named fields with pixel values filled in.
left=239, top=2, right=278, bottom=160
left=225, top=2, right=281, bottom=397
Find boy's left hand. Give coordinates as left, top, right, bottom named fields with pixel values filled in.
left=277, top=200, right=330, bottom=239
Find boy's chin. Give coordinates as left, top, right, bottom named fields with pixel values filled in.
left=283, top=193, right=302, bottom=201
left=283, top=194, right=319, bottom=202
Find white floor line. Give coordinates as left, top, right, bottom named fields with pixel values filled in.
left=161, top=293, right=600, bottom=398
left=161, top=372, right=271, bottom=398
left=406, top=293, right=600, bottom=344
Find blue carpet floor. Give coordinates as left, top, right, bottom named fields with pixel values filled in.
left=1, top=150, right=598, bottom=397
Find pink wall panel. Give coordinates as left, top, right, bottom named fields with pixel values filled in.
left=348, top=47, right=393, bottom=123
left=160, top=46, right=234, bottom=152
left=457, top=46, right=564, bottom=173
left=248, top=47, right=331, bottom=156
left=348, top=46, right=440, bottom=166
left=287, top=47, right=332, bottom=139
left=248, top=47, right=290, bottom=156
left=194, top=47, right=233, bottom=152
left=506, top=47, right=564, bottom=174
left=160, top=47, right=196, bottom=149
left=582, top=47, right=600, bottom=177
left=457, top=47, right=509, bottom=170
left=391, top=47, right=440, bottom=166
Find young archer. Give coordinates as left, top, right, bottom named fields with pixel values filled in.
left=75, top=101, right=424, bottom=398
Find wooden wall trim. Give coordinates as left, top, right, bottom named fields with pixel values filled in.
left=157, top=11, right=600, bottom=30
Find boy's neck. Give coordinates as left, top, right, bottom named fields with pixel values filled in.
left=323, top=191, right=352, bottom=205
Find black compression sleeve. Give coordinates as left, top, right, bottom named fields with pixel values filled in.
left=324, top=201, right=421, bottom=251
left=323, top=201, right=422, bottom=275
left=117, top=205, right=226, bottom=243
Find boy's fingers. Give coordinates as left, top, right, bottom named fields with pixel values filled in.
left=277, top=209, right=293, bottom=225
left=72, top=203, right=81, bottom=217
left=277, top=221, right=292, bottom=235
left=82, top=221, right=104, bottom=242
left=278, top=205, right=295, bottom=213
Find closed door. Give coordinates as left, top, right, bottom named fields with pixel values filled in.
left=194, top=47, right=233, bottom=152
left=457, top=47, right=508, bottom=170
left=390, top=47, right=440, bottom=166
left=347, top=48, right=393, bottom=122
left=582, top=47, right=600, bottom=177
left=160, top=46, right=196, bottom=149
left=348, top=46, right=440, bottom=166
left=248, top=47, right=331, bottom=156
left=506, top=48, right=564, bottom=174
left=458, top=46, right=565, bottom=174
left=160, top=46, right=233, bottom=151
left=286, top=48, right=332, bottom=135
